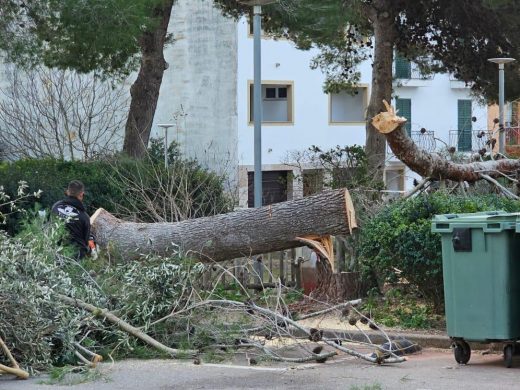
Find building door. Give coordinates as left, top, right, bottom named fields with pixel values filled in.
left=247, top=171, right=288, bottom=207
left=458, top=100, right=472, bottom=152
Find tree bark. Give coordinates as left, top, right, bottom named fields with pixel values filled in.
left=122, top=1, right=174, bottom=159
left=91, top=189, right=357, bottom=261
left=364, top=2, right=397, bottom=182
left=372, top=101, right=520, bottom=182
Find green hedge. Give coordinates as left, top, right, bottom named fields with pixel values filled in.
left=359, top=192, right=520, bottom=310
left=0, top=159, right=118, bottom=234
left=0, top=154, right=232, bottom=235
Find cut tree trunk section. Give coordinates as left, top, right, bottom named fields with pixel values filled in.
left=91, top=189, right=357, bottom=262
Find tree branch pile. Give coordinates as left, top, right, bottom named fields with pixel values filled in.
left=1, top=220, right=418, bottom=380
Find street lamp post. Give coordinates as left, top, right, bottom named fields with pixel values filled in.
left=158, top=123, right=174, bottom=168
left=240, top=0, right=277, bottom=208
left=488, top=57, right=516, bottom=154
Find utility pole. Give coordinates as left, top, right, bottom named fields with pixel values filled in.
left=488, top=58, right=516, bottom=154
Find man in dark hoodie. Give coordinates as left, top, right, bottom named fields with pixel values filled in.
left=51, top=180, right=91, bottom=259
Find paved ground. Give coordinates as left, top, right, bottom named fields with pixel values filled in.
left=1, top=348, right=519, bottom=390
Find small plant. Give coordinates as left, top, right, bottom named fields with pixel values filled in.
left=39, top=366, right=105, bottom=386
left=361, top=288, right=443, bottom=330
left=349, top=383, right=382, bottom=390
left=283, top=288, right=304, bottom=304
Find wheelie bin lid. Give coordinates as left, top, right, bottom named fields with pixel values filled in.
left=431, top=211, right=520, bottom=233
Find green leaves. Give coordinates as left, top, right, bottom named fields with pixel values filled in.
left=0, top=0, right=168, bottom=77
left=359, top=192, right=520, bottom=309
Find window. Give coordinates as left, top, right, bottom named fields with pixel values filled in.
left=395, top=98, right=412, bottom=136
left=458, top=100, right=472, bottom=152
left=329, top=87, right=368, bottom=124
left=247, top=171, right=288, bottom=207
left=394, top=54, right=412, bottom=79
left=249, top=82, right=294, bottom=124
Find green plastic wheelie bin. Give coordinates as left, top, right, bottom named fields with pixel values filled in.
left=432, top=211, right=520, bottom=367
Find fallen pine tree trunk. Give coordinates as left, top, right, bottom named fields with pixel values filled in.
left=91, top=188, right=357, bottom=262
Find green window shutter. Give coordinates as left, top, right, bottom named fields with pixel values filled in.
left=458, top=100, right=472, bottom=152
left=395, top=54, right=411, bottom=79
left=396, top=98, right=412, bottom=136
left=512, top=102, right=519, bottom=126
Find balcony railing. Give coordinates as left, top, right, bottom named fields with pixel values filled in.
left=505, top=127, right=520, bottom=157
left=448, top=130, right=496, bottom=153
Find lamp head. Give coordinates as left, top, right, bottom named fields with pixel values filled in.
left=238, top=0, right=277, bottom=5
left=488, top=58, right=516, bottom=65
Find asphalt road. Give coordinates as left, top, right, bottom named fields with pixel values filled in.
left=1, top=348, right=519, bottom=390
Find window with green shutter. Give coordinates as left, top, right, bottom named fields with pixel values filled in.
left=395, top=98, right=412, bottom=136
left=395, top=54, right=411, bottom=79
left=512, top=101, right=519, bottom=127
left=458, top=100, right=472, bottom=152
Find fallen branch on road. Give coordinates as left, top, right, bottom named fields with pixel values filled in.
left=0, top=336, right=29, bottom=379
left=55, top=294, right=198, bottom=358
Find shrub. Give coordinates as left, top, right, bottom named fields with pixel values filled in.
left=0, top=159, right=118, bottom=234
left=0, top=217, right=208, bottom=371
left=359, top=192, right=520, bottom=310
left=0, top=142, right=233, bottom=233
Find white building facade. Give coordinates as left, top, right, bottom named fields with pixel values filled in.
left=151, top=0, right=488, bottom=207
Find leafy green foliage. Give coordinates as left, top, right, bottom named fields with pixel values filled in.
left=0, top=0, right=168, bottom=77
left=0, top=215, right=209, bottom=371
left=39, top=366, right=104, bottom=386
left=359, top=192, right=520, bottom=310
left=215, top=0, right=520, bottom=101
left=362, top=289, right=443, bottom=329
left=0, top=143, right=232, bottom=233
left=0, top=219, right=102, bottom=371
left=0, top=159, right=117, bottom=234
left=105, top=258, right=205, bottom=329
left=349, top=383, right=382, bottom=390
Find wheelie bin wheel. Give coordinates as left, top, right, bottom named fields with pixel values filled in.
left=453, top=340, right=471, bottom=364
left=504, top=344, right=514, bottom=368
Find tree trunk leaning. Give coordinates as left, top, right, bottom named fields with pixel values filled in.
left=372, top=100, right=520, bottom=182
left=362, top=2, right=397, bottom=182
left=122, top=1, right=174, bottom=159
left=91, top=189, right=357, bottom=262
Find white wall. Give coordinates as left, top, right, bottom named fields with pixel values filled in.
left=237, top=16, right=487, bottom=191
left=152, top=0, right=239, bottom=177
left=236, top=17, right=370, bottom=167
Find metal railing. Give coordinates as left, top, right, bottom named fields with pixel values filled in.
left=505, top=126, right=520, bottom=142
left=448, top=130, right=496, bottom=153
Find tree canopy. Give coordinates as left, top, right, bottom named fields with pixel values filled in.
left=0, top=0, right=167, bottom=77
left=0, top=0, right=176, bottom=159
left=216, top=0, right=520, bottom=101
